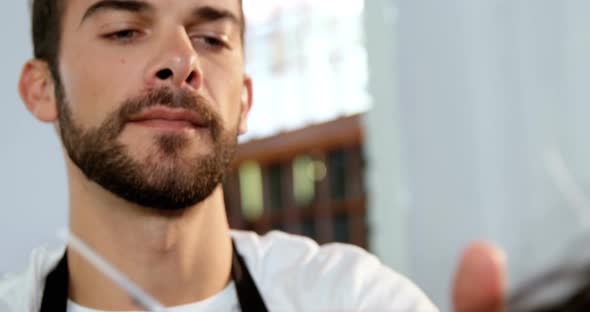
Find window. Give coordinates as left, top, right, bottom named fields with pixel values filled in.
left=225, top=115, right=368, bottom=249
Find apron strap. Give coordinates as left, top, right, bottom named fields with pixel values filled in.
left=39, top=249, right=69, bottom=312
left=231, top=240, right=269, bottom=312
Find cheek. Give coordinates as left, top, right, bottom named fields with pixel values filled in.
left=207, top=82, right=242, bottom=129
left=58, top=51, right=139, bottom=128
left=202, top=63, right=243, bottom=128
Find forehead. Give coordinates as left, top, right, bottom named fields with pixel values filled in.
left=63, top=0, right=242, bottom=23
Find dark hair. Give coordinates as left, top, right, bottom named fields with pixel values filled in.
left=31, top=0, right=65, bottom=83
left=30, top=0, right=246, bottom=84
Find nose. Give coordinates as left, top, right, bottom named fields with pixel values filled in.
left=145, top=28, right=202, bottom=90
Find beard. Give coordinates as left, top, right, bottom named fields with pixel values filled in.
left=56, top=84, right=238, bottom=211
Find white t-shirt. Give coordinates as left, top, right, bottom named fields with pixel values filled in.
left=66, top=283, right=239, bottom=312
left=0, top=230, right=437, bottom=311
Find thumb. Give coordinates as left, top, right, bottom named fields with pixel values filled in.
left=452, top=241, right=507, bottom=312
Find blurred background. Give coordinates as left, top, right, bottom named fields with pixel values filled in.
left=3, top=0, right=590, bottom=310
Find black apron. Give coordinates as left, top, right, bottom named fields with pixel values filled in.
left=39, top=240, right=268, bottom=312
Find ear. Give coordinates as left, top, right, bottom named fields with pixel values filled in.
left=18, top=60, right=59, bottom=123
left=238, top=76, right=253, bottom=135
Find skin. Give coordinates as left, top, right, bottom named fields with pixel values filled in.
left=19, top=0, right=252, bottom=309
left=453, top=241, right=507, bottom=312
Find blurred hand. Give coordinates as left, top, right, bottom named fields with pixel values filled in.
left=452, top=241, right=507, bottom=312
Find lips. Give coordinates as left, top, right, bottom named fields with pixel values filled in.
left=128, top=107, right=208, bottom=130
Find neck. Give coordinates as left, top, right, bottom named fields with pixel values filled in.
left=66, top=163, right=233, bottom=310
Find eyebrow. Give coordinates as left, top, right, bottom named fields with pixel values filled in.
left=80, top=0, right=154, bottom=25
left=192, top=6, right=241, bottom=27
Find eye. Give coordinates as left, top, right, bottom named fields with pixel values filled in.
left=194, top=36, right=229, bottom=50
left=102, top=29, right=142, bottom=43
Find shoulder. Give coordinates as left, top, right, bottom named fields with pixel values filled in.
left=0, top=245, right=65, bottom=312
left=231, top=230, right=437, bottom=311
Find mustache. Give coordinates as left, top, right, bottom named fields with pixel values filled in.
left=109, top=87, right=222, bottom=138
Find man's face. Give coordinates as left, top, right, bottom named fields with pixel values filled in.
left=54, top=0, right=250, bottom=210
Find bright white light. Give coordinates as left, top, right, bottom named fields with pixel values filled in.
left=243, top=0, right=364, bottom=25
left=241, top=0, right=369, bottom=141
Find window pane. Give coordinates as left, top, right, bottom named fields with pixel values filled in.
left=239, top=161, right=264, bottom=221
left=329, top=150, right=348, bottom=200
left=301, top=219, right=317, bottom=239
left=333, top=213, right=350, bottom=243
left=293, top=155, right=316, bottom=207
left=268, top=164, right=284, bottom=210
